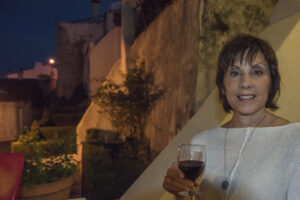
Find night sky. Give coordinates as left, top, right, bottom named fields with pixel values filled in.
left=0, top=0, right=116, bottom=77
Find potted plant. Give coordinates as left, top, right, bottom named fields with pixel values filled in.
left=11, top=121, right=77, bottom=200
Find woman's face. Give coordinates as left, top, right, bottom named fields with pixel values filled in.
left=223, top=51, right=271, bottom=116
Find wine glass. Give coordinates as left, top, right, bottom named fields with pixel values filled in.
left=177, top=144, right=206, bottom=199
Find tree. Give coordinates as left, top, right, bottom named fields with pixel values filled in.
left=93, top=62, right=163, bottom=141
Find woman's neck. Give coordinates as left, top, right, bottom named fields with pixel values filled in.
left=227, top=110, right=267, bottom=128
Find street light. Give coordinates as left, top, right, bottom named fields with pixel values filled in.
left=49, top=58, right=55, bottom=65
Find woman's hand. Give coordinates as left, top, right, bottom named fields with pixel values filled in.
left=162, top=162, right=201, bottom=199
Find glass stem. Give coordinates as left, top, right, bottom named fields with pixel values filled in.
left=190, top=187, right=196, bottom=200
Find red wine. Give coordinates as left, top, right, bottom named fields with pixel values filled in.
left=179, top=160, right=205, bottom=181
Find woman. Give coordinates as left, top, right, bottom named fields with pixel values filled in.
left=163, top=34, right=300, bottom=199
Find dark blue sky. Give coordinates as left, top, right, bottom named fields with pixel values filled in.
left=0, top=0, right=115, bottom=77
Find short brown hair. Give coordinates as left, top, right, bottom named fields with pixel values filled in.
left=216, top=34, right=280, bottom=112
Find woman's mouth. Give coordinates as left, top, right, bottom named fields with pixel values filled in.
left=237, top=95, right=256, bottom=100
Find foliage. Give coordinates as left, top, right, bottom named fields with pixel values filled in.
left=135, top=0, right=173, bottom=36
left=12, top=124, right=77, bottom=157
left=93, top=62, right=163, bottom=141
left=11, top=121, right=77, bottom=187
left=40, top=126, right=77, bottom=143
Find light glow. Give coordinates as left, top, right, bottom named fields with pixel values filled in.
left=49, top=58, right=55, bottom=64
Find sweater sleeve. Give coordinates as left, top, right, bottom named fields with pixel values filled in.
left=287, top=156, right=300, bottom=200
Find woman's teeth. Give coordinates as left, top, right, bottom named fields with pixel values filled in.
left=238, top=95, right=255, bottom=99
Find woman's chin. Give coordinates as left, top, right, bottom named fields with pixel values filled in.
left=232, top=106, right=266, bottom=117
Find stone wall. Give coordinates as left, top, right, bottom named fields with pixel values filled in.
left=130, top=0, right=201, bottom=153
left=56, top=21, right=104, bottom=99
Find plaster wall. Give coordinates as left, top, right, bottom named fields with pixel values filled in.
left=270, top=0, right=300, bottom=24
left=89, top=27, right=121, bottom=95
left=0, top=100, right=36, bottom=142
left=0, top=102, right=18, bottom=141
left=265, top=13, right=300, bottom=121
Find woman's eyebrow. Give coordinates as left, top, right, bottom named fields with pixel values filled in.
left=251, top=63, right=266, bottom=69
left=228, top=65, right=240, bottom=70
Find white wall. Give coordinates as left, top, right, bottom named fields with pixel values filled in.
left=89, top=27, right=121, bottom=95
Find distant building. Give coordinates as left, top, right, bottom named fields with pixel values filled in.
left=5, top=61, right=58, bottom=98
left=5, top=61, right=58, bottom=80
left=56, top=0, right=121, bottom=99
left=0, top=79, right=45, bottom=141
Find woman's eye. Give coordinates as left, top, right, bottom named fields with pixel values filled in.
left=253, top=70, right=263, bottom=76
left=230, top=71, right=239, bottom=77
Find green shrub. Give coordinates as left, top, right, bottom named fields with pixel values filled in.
left=12, top=125, right=77, bottom=157
left=40, top=126, right=77, bottom=153
left=11, top=121, right=78, bottom=187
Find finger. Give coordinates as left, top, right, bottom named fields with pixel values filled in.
left=166, top=163, right=184, bottom=179
left=163, top=181, right=188, bottom=194
left=163, top=175, right=194, bottom=194
left=163, top=176, right=184, bottom=193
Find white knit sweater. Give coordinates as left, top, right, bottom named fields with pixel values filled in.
left=191, top=123, right=300, bottom=200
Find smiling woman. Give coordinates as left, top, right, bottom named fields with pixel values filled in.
left=163, top=34, right=300, bottom=200
left=216, top=34, right=280, bottom=115
left=223, top=51, right=271, bottom=118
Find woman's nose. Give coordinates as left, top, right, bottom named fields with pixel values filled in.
left=239, top=74, right=253, bottom=89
